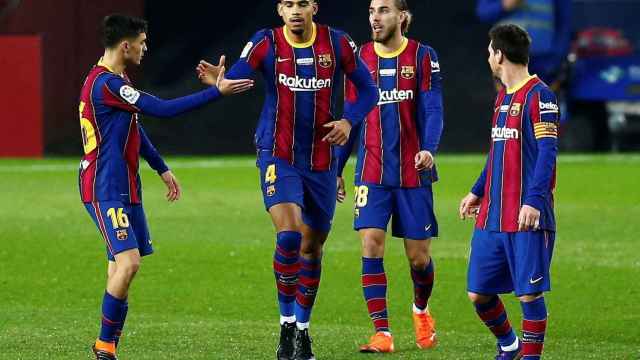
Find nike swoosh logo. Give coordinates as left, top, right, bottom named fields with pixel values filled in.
left=530, top=276, right=543, bottom=284
left=277, top=57, right=291, bottom=63
left=425, top=224, right=432, bottom=231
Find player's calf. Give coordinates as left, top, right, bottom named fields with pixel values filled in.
left=470, top=293, right=520, bottom=355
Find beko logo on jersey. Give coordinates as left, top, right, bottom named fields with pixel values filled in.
left=431, top=60, right=440, bottom=73
left=539, top=101, right=559, bottom=112
left=378, top=88, right=414, bottom=105
left=491, top=126, right=520, bottom=141
left=278, top=74, right=332, bottom=92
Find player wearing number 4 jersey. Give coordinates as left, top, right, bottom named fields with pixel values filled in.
left=459, top=24, right=559, bottom=360
left=79, top=15, right=252, bottom=360
left=336, top=0, right=443, bottom=354
left=198, top=1, right=377, bottom=359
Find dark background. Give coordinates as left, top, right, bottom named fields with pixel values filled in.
left=0, top=0, right=495, bottom=155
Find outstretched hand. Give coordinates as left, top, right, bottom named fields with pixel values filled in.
left=322, top=119, right=351, bottom=146
left=197, top=55, right=254, bottom=96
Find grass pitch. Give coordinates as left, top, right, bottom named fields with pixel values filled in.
left=0, top=154, right=638, bottom=359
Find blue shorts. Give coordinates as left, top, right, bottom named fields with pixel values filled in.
left=84, top=201, right=153, bottom=261
left=353, top=182, right=438, bottom=239
left=257, top=152, right=336, bottom=233
left=467, top=229, right=555, bottom=297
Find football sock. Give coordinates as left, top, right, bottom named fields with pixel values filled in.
left=521, top=297, right=547, bottom=359
left=362, top=257, right=390, bottom=333
left=97, top=291, right=127, bottom=352
left=274, top=231, right=302, bottom=318
left=294, top=255, right=322, bottom=325
left=474, top=295, right=517, bottom=348
left=114, top=299, right=128, bottom=347
left=410, top=257, right=434, bottom=311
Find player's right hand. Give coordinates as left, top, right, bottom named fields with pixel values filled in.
left=459, top=192, right=481, bottom=220
left=214, top=65, right=254, bottom=96
left=196, top=56, right=225, bottom=86
left=336, top=176, right=346, bottom=203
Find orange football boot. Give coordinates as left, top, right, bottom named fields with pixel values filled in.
left=359, top=331, right=395, bottom=353
left=413, top=309, right=437, bottom=349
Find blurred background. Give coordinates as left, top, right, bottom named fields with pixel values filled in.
left=1, top=0, right=640, bottom=157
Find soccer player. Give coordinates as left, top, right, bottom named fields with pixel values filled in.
left=459, top=24, right=559, bottom=359
left=80, top=15, right=253, bottom=360
left=197, top=1, right=378, bottom=358
left=334, top=0, right=443, bottom=353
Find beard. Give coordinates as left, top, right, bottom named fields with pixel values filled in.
left=291, top=27, right=305, bottom=35
left=372, top=28, right=394, bottom=43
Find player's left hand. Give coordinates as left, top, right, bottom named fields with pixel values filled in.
left=518, top=205, right=540, bottom=231
left=322, top=119, right=351, bottom=145
left=415, top=150, right=434, bottom=171
left=160, top=170, right=181, bottom=202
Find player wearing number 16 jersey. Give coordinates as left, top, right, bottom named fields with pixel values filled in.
left=335, top=0, right=444, bottom=353
left=80, top=15, right=252, bottom=360
left=198, top=1, right=378, bottom=359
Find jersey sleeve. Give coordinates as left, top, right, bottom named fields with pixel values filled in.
left=339, top=33, right=378, bottom=127
left=226, top=29, right=271, bottom=80
left=335, top=119, right=362, bottom=177
left=471, top=157, right=489, bottom=197
left=103, top=75, right=222, bottom=118
left=524, top=87, right=559, bottom=210
left=418, top=46, right=444, bottom=154
left=139, top=123, right=169, bottom=175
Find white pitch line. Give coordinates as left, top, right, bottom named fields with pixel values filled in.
left=0, top=155, right=638, bottom=173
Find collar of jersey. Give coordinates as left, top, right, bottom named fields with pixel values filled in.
left=374, top=37, right=408, bottom=58
left=506, top=74, right=537, bottom=94
left=97, top=57, right=122, bottom=75
left=283, top=23, right=317, bottom=48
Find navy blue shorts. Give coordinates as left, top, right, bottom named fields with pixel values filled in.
left=257, top=152, right=336, bottom=233
left=353, top=182, right=438, bottom=239
left=84, top=201, right=153, bottom=261
left=467, top=229, right=555, bottom=297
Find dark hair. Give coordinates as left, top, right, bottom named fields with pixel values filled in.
left=393, top=0, right=412, bottom=34
left=489, top=24, right=531, bottom=65
left=102, top=14, right=148, bottom=48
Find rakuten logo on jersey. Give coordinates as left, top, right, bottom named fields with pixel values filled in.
left=278, top=74, right=332, bottom=92
left=539, top=101, right=559, bottom=112
left=491, top=126, right=519, bottom=141
left=378, top=88, right=414, bottom=105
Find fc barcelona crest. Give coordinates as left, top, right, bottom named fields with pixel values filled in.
left=267, top=185, right=276, bottom=197
left=318, top=54, right=332, bottom=68
left=401, top=66, right=415, bottom=79
left=116, top=229, right=128, bottom=241
left=510, top=103, right=521, bottom=117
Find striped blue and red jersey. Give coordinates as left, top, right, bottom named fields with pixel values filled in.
left=337, top=38, right=444, bottom=188
left=472, top=75, right=559, bottom=232
left=78, top=60, right=222, bottom=204
left=226, top=23, right=378, bottom=172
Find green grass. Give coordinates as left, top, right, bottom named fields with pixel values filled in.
left=0, top=154, right=639, bottom=359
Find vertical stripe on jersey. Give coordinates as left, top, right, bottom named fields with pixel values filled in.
left=476, top=90, right=506, bottom=229
left=397, top=40, right=420, bottom=187
left=379, top=57, right=399, bottom=186
left=123, top=115, right=141, bottom=204
left=310, top=26, right=336, bottom=171
left=360, top=44, right=383, bottom=184
left=273, top=28, right=296, bottom=163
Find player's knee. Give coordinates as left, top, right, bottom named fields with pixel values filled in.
left=118, top=258, right=141, bottom=279
left=408, top=255, right=429, bottom=271
left=518, top=293, right=543, bottom=303
left=468, top=291, right=492, bottom=304
left=300, top=242, right=323, bottom=258
left=361, top=231, right=385, bottom=257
